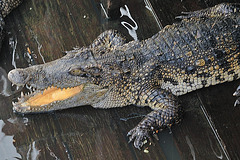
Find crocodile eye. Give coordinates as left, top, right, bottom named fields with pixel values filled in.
left=69, top=68, right=90, bottom=77
left=69, top=68, right=81, bottom=75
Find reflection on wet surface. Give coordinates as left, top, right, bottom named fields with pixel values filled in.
left=0, top=120, right=22, bottom=159
left=0, top=0, right=240, bottom=159
left=0, top=67, right=12, bottom=96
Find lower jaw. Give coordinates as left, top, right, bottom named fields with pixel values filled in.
left=13, top=85, right=85, bottom=113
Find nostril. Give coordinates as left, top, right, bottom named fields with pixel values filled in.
left=8, top=69, right=29, bottom=85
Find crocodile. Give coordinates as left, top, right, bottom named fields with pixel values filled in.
left=0, top=0, right=22, bottom=50
left=7, top=3, right=240, bottom=149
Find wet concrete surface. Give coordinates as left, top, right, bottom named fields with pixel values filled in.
left=0, top=0, right=240, bottom=159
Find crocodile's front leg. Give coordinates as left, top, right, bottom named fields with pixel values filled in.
left=128, top=86, right=182, bottom=149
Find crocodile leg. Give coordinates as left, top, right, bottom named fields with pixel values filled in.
left=128, top=87, right=182, bottom=150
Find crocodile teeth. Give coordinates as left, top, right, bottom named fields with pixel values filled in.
left=12, top=101, right=15, bottom=105
left=16, top=86, right=20, bottom=90
left=21, top=92, right=24, bottom=97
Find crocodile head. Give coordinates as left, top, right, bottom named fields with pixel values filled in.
left=8, top=47, right=109, bottom=113
left=8, top=30, right=131, bottom=113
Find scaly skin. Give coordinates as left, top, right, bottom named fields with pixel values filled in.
left=0, top=0, right=22, bottom=49
left=8, top=3, right=240, bottom=149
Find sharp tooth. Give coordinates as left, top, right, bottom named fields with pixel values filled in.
left=12, top=83, right=14, bottom=87
left=16, top=86, right=19, bottom=90
left=18, top=97, right=21, bottom=101
left=21, top=92, right=24, bottom=97
left=12, top=101, right=15, bottom=105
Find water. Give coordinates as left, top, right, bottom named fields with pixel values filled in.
left=0, top=0, right=239, bottom=159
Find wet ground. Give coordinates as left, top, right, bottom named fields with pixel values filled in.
left=0, top=0, right=240, bottom=159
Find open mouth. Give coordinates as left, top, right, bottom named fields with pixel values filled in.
left=12, top=84, right=84, bottom=113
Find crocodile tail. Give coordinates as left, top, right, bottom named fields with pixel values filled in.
left=0, top=0, right=23, bottom=17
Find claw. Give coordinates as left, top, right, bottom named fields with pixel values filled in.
left=233, top=85, right=240, bottom=96
left=234, top=98, right=240, bottom=107
left=127, top=126, right=150, bottom=150
left=233, top=85, right=240, bottom=107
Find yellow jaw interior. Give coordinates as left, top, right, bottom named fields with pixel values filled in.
left=23, top=85, right=84, bottom=107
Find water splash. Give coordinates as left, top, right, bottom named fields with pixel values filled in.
left=120, top=5, right=138, bottom=41
left=27, top=141, right=40, bottom=160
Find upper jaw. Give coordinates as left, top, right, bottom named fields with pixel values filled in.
left=8, top=68, right=31, bottom=86
left=8, top=67, right=87, bottom=90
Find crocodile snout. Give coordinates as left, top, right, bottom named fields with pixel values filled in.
left=8, top=69, right=30, bottom=86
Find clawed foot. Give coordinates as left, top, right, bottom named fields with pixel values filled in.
left=127, top=126, right=151, bottom=150
left=233, top=85, right=240, bottom=107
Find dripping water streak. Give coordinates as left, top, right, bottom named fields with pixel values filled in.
left=47, top=144, right=60, bottom=160
left=11, top=38, right=17, bottom=69
left=62, top=142, right=73, bottom=160
left=208, top=135, right=223, bottom=159
left=100, top=3, right=109, bottom=19
left=144, top=0, right=163, bottom=30
left=185, top=136, right=196, bottom=160
left=34, top=35, right=46, bottom=64
left=198, top=97, right=230, bottom=160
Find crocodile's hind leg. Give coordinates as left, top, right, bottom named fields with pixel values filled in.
left=127, top=87, right=182, bottom=149
left=176, top=3, right=240, bottom=19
